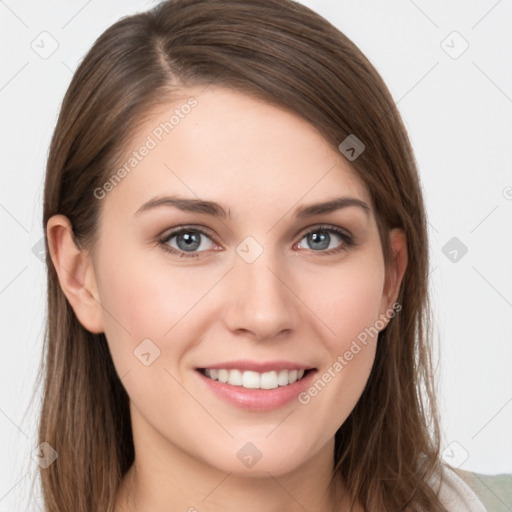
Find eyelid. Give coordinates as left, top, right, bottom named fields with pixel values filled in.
left=159, top=224, right=219, bottom=243
left=297, top=223, right=352, bottom=240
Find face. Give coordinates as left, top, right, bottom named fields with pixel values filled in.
left=60, top=86, right=405, bottom=477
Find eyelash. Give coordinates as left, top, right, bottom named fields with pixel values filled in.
left=157, top=224, right=355, bottom=259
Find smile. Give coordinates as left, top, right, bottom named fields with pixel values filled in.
left=199, top=368, right=309, bottom=389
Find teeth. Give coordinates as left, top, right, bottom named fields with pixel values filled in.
left=218, top=369, right=229, bottom=383
left=260, top=371, right=277, bottom=389
left=228, top=369, right=243, bottom=386
left=203, top=368, right=306, bottom=389
left=242, top=370, right=260, bottom=389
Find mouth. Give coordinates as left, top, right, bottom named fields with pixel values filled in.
left=195, top=364, right=318, bottom=411
left=197, top=367, right=314, bottom=390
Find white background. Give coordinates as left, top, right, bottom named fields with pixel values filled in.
left=0, top=0, right=511, bottom=510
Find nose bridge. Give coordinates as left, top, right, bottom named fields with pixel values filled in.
left=222, top=238, right=299, bottom=339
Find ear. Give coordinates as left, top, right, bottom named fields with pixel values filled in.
left=46, top=214, right=104, bottom=334
left=380, top=228, right=408, bottom=316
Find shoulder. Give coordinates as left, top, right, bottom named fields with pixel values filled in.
left=451, top=467, right=512, bottom=512
left=432, top=463, right=512, bottom=512
left=428, top=463, right=487, bottom=511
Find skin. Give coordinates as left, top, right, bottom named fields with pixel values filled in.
left=47, top=86, right=407, bottom=512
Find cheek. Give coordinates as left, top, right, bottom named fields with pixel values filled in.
left=95, top=248, right=222, bottom=369
left=94, top=254, right=205, bottom=418
left=301, top=251, right=385, bottom=351
left=294, top=251, right=384, bottom=417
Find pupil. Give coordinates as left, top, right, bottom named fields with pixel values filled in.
left=309, top=231, right=329, bottom=250
left=178, top=232, right=200, bottom=251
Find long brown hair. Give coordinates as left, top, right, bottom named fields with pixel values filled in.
left=37, top=0, right=448, bottom=510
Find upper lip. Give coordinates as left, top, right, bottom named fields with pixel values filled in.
left=197, top=360, right=316, bottom=372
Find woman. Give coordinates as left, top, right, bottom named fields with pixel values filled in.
left=38, top=0, right=488, bottom=510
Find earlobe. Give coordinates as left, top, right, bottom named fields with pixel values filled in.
left=381, top=228, right=408, bottom=315
left=46, top=214, right=104, bottom=334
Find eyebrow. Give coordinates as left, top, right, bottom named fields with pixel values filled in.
left=134, top=195, right=371, bottom=219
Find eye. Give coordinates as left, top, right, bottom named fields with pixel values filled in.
left=295, top=225, right=354, bottom=254
left=158, top=227, right=218, bottom=258
left=158, top=224, right=355, bottom=259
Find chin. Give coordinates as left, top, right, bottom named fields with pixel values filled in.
left=198, top=435, right=316, bottom=478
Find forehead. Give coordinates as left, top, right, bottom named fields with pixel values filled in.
left=101, top=86, right=372, bottom=219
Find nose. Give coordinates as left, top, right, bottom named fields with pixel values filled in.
left=221, top=248, right=300, bottom=341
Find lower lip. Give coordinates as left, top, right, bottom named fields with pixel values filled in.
left=196, top=369, right=317, bottom=411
